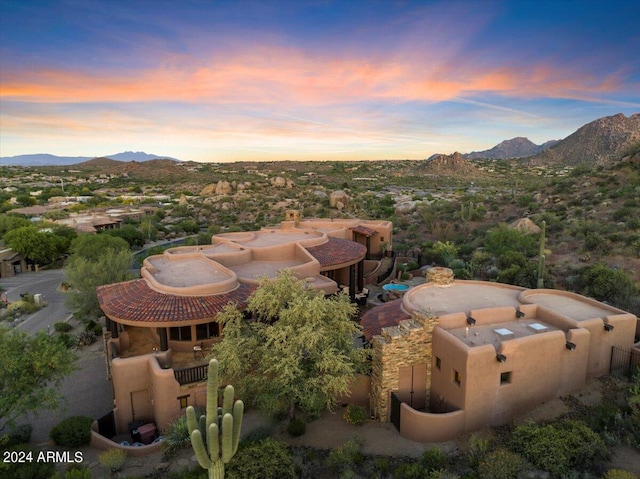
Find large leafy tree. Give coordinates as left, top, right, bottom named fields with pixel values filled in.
left=212, top=271, right=367, bottom=420
left=0, top=329, right=77, bottom=433
left=65, top=234, right=133, bottom=318
left=3, top=226, right=58, bottom=264
left=0, top=213, right=31, bottom=239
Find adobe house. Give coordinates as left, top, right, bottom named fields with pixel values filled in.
left=0, top=248, right=27, bottom=277
left=96, top=217, right=392, bottom=434
left=361, top=267, right=639, bottom=442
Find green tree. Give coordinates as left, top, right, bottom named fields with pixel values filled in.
left=104, top=225, right=145, bottom=249
left=484, top=224, right=538, bottom=257
left=213, top=271, right=366, bottom=420
left=69, top=233, right=130, bottom=262
left=0, top=329, right=77, bottom=433
left=0, top=214, right=31, bottom=239
left=65, top=235, right=133, bottom=318
left=3, top=226, right=58, bottom=264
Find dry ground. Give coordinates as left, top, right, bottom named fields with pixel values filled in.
left=62, top=376, right=639, bottom=478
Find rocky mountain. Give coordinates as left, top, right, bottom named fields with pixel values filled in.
left=421, top=152, right=482, bottom=176
left=0, top=151, right=180, bottom=166
left=464, top=137, right=558, bottom=160
left=526, top=113, right=640, bottom=166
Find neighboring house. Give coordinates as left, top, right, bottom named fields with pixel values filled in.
left=361, top=267, right=639, bottom=442
left=96, top=216, right=392, bottom=434
left=56, top=213, right=122, bottom=233
left=0, top=248, right=27, bottom=277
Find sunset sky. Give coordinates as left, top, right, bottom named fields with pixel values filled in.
left=1, top=0, right=639, bottom=163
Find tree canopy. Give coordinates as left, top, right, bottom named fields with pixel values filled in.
left=65, top=234, right=133, bottom=318
left=0, top=329, right=77, bottom=433
left=69, top=233, right=130, bottom=262
left=212, top=271, right=367, bottom=420
left=3, top=226, right=58, bottom=264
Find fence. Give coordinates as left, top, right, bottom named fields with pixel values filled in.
left=610, top=346, right=640, bottom=380
left=376, top=251, right=397, bottom=284
left=390, top=391, right=401, bottom=432
left=174, top=364, right=208, bottom=385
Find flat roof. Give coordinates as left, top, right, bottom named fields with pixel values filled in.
left=228, top=260, right=305, bottom=280
left=448, top=319, right=559, bottom=347
left=522, top=291, right=623, bottom=321
left=146, top=257, right=233, bottom=288
left=403, top=281, right=524, bottom=317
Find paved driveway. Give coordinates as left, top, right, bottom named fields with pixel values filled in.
left=1, top=268, right=72, bottom=335
left=2, top=269, right=114, bottom=443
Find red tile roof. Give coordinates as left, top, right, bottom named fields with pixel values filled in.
left=306, top=237, right=366, bottom=267
left=361, top=300, right=410, bottom=340
left=97, top=279, right=255, bottom=323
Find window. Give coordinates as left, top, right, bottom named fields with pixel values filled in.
left=169, top=326, right=192, bottom=341
left=178, top=395, right=189, bottom=409
left=435, top=357, right=441, bottom=370
left=454, top=369, right=461, bottom=386
left=196, top=321, right=220, bottom=340
left=500, top=371, right=512, bottom=384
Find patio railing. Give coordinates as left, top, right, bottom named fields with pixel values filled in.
left=174, top=364, right=208, bottom=385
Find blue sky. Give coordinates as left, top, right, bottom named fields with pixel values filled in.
left=1, top=0, right=639, bottom=162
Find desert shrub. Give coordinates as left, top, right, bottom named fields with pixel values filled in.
left=54, top=321, right=73, bottom=332
left=343, top=404, right=367, bottom=426
left=240, top=425, right=272, bottom=444
left=226, top=438, right=296, bottom=479
left=56, top=332, right=75, bottom=348
left=426, top=470, right=460, bottom=479
left=0, top=424, right=32, bottom=447
left=603, top=469, right=638, bottom=479
left=50, top=466, right=92, bottom=479
left=162, top=411, right=197, bottom=458
left=477, top=448, right=527, bottom=479
left=0, top=445, right=55, bottom=479
left=287, top=418, right=306, bottom=437
left=328, top=435, right=364, bottom=474
left=484, top=224, right=538, bottom=257
left=394, top=461, right=424, bottom=479
left=466, top=434, right=489, bottom=469
left=373, top=457, right=391, bottom=475
left=497, top=250, right=527, bottom=269
left=422, top=447, right=447, bottom=472
left=50, top=415, right=93, bottom=447
left=75, top=330, right=96, bottom=348
left=577, top=263, right=636, bottom=304
left=98, top=448, right=126, bottom=473
left=511, top=419, right=607, bottom=477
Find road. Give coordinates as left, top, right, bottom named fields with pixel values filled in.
left=0, top=268, right=72, bottom=335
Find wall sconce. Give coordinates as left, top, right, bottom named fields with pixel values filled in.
left=604, top=323, right=614, bottom=332
left=467, top=316, right=476, bottom=326
left=496, top=353, right=507, bottom=363
left=515, top=309, right=525, bottom=318
left=566, top=341, right=576, bottom=351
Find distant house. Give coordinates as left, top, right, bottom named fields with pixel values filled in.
left=0, top=248, right=27, bottom=277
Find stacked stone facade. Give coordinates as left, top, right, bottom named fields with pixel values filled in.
left=371, top=313, right=439, bottom=421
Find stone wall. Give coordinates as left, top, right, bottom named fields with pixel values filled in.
left=371, top=313, right=439, bottom=421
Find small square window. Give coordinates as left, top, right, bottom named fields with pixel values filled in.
left=500, top=372, right=512, bottom=384
left=435, top=357, right=441, bottom=370
left=178, top=395, right=189, bottom=409
left=454, top=370, right=461, bottom=386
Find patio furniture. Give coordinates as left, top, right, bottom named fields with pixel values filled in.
left=193, top=341, right=204, bottom=359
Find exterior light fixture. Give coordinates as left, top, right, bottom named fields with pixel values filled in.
left=515, top=309, right=525, bottom=318
left=467, top=316, right=476, bottom=326
left=566, top=341, right=576, bottom=351
left=496, top=353, right=507, bottom=363
left=604, top=323, right=614, bottom=332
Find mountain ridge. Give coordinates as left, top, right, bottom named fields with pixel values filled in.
left=0, top=151, right=181, bottom=166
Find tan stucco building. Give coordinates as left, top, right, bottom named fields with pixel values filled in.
left=361, top=267, right=639, bottom=442
left=97, top=217, right=392, bottom=434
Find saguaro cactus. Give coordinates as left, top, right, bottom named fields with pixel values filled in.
left=460, top=201, right=475, bottom=222
left=186, top=359, right=243, bottom=479
left=537, top=220, right=546, bottom=289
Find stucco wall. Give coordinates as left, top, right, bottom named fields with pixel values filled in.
left=399, top=406, right=465, bottom=443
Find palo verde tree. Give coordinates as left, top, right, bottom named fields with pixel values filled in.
left=212, top=270, right=367, bottom=420
left=0, top=329, right=77, bottom=433
left=64, top=234, right=133, bottom=319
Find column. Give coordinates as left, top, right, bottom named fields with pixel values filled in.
left=349, top=264, right=356, bottom=300
left=110, top=319, right=119, bottom=339
left=357, top=259, right=364, bottom=293
left=159, top=328, right=168, bottom=351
